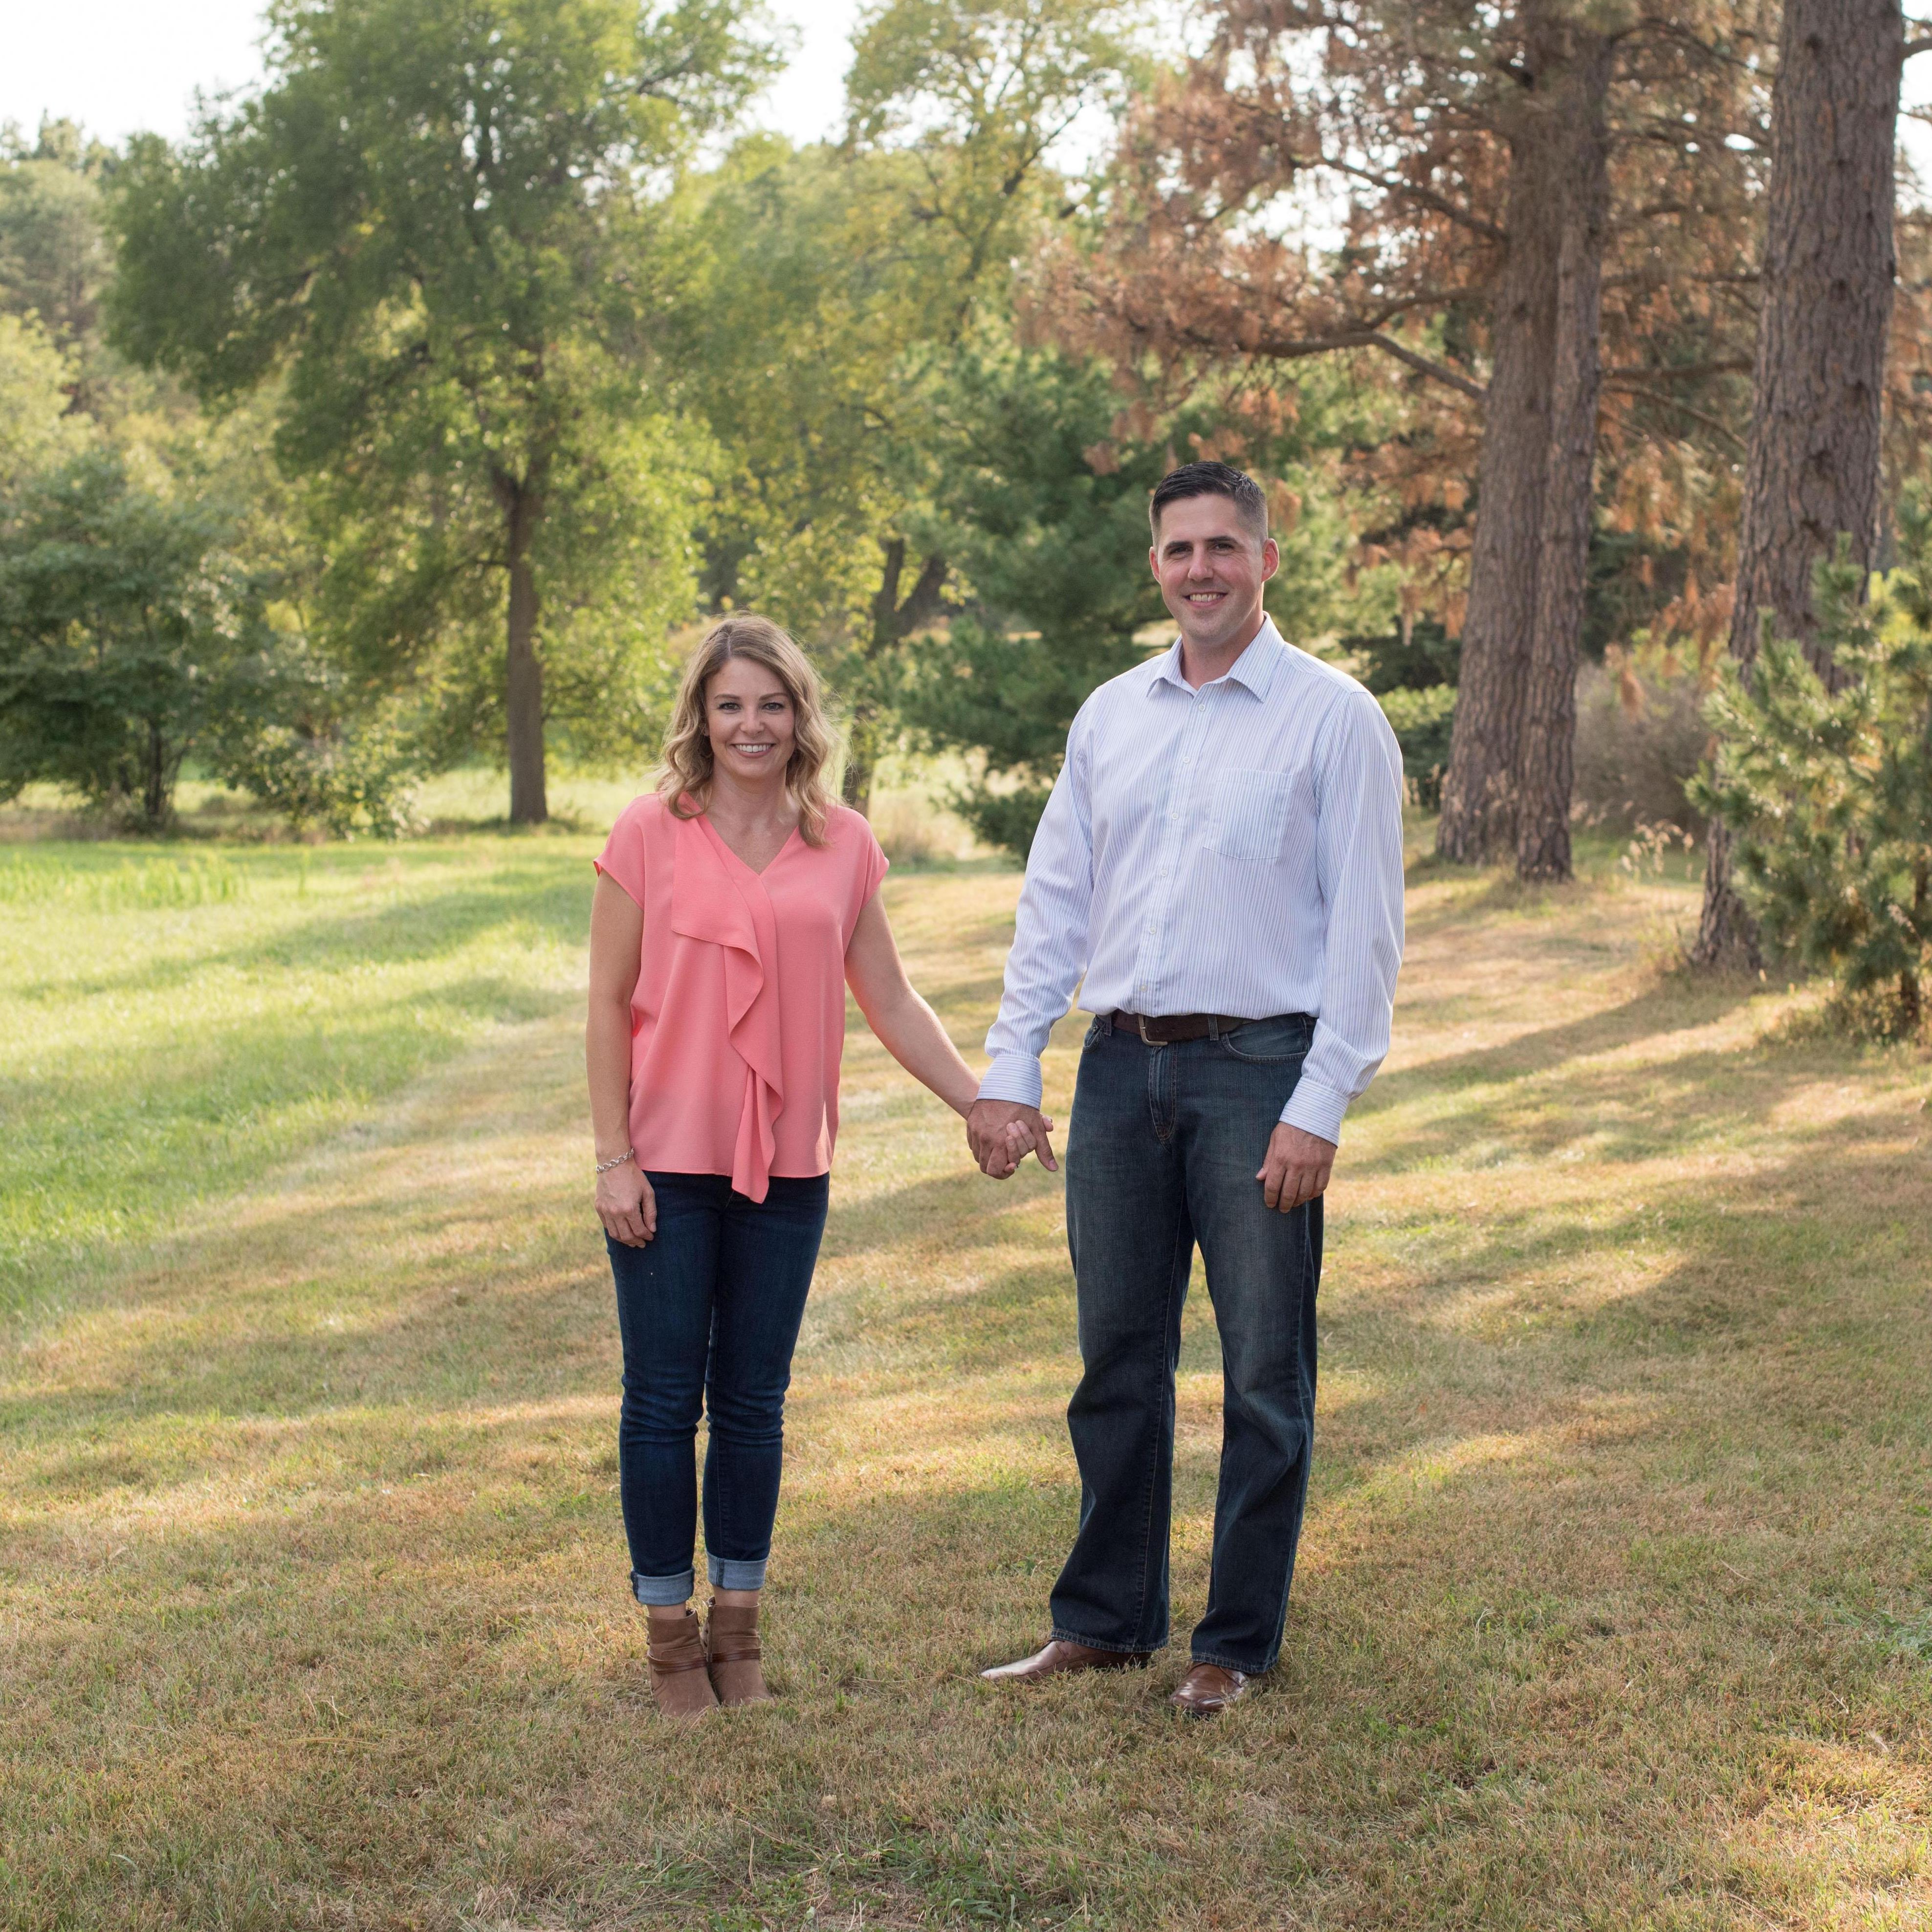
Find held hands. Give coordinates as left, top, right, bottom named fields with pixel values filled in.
left=596, top=1158, right=657, bottom=1247
left=967, top=1098, right=1058, bottom=1180
left=1258, top=1122, right=1335, bottom=1212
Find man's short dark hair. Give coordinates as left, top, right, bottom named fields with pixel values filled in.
left=1149, top=460, right=1268, bottom=545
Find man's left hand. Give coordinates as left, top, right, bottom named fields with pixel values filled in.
left=1257, top=1123, right=1335, bottom=1212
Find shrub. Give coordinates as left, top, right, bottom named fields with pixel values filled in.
left=1571, top=648, right=1712, bottom=832
left=1376, top=684, right=1456, bottom=810
left=203, top=645, right=424, bottom=838
left=1690, top=533, right=1932, bottom=1036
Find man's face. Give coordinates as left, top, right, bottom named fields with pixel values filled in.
left=1149, top=493, right=1279, bottom=656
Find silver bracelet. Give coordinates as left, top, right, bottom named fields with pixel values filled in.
left=594, top=1147, right=636, bottom=1176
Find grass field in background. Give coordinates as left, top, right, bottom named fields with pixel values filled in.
left=2, top=817, right=1930, bottom=1930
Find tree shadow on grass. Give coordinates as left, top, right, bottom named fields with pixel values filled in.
left=13, top=870, right=596, bottom=1003
left=817, top=1163, right=1062, bottom=1262
left=1352, top=1027, right=1858, bottom=1181
left=1361, top=976, right=1760, bottom=1102
left=5, top=1100, right=1931, bottom=1930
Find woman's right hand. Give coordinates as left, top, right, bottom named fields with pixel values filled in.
left=597, top=1160, right=657, bottom=1247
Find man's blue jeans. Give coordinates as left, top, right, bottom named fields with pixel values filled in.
left=1050, top=1013, right=1321, bottom=1676
left=607, top=1171, right=830, bottom=1606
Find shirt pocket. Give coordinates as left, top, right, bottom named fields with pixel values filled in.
left=1207, top=766, right=1293, bottom=861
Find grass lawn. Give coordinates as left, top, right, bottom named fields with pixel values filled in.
left=2, top=821, right=1929, bottom=1930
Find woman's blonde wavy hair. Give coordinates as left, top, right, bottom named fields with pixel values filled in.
left=659, top=614, right=836, bottom=846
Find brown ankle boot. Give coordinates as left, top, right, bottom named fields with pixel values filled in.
left=647, top=1609, right=717, bottom=1719
left=706, top=1601, right=772, bottom=1706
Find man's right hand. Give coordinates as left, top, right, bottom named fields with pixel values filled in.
left=967, top=1098, right=1058, bottom=1179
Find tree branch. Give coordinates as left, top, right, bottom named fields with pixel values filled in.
left=1252, top=326, right=1489, bottom=402
left=1603, top=383, right=1746, bottom=452
left=1315, top=157, right=1508, bottom=243
left=1601, top=358, right=1751, bottom=382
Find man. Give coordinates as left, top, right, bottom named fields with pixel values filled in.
left=967, top=460, right=1405, bottom=1716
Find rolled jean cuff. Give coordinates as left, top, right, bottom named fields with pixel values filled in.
left=707, top=1553, right=768, bottom=1592
left=631, top=1566, right=695, bottom=1607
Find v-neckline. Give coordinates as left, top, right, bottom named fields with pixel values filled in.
left=698, top=812, right=800, bottom=880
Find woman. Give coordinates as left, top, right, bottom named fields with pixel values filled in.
left=587, top=614, right=1004, bottom=1717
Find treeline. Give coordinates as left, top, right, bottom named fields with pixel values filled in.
left=0, top=0, right=1926, bottom=899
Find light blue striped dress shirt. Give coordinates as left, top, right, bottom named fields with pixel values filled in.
left=978, top=619, right=1406, bottom=1146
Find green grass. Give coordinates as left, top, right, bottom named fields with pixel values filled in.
left=1, top=818, right=1930, bottom=1930
left=0, top=838, right=593, bottom=1315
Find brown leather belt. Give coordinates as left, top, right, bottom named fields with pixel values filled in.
left=1104, top=1010, right=1252, bottom=1045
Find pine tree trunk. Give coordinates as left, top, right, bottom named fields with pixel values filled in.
left=500, top=477, right=548, bottom=828
left=1435, top=10, right=1567, bottom=864
left=1693, top=0, right=1901, bottom=964
left=1515, top=32, right=1612, bottom=884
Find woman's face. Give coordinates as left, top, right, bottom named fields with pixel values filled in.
left=704, top=657, right=796, bottom=790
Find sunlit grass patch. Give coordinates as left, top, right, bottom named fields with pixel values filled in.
left=0, top=838, right=596, bottom=1317
left=1, top=824, right=1930, bottom=1928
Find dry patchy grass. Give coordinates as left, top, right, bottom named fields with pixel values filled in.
left=1, top=829, right=1930, bottom=1929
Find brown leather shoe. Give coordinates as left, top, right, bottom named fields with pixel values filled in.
left=980, top=1638, right=1151, bottom=1682
left=705, top=1601, right=772, bottom=1707
left=646, top=1608, right=718, bottom=1719
left=1169, top=1663, right=1251, bottom=1716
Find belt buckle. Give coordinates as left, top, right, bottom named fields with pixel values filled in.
left=1137, top=1012, right=1156, bottom=1045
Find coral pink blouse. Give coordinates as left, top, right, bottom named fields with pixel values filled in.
left=594, top=794, right=889, bottom=1202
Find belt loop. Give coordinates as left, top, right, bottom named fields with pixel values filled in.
left=1208, top=1016, right=1221, bottom=1041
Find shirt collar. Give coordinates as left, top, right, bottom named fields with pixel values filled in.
left=1146, top=617, right=1286, bottom=701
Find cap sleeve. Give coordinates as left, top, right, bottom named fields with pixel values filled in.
left=593, top=795, right=652, bottom=909
left=840, top=812, right=889, bottom=940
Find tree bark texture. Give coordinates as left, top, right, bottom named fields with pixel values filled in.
left=500, top=477, right=548, bottom=828
left=144, top=717, right=169, bottom=831
left=1515, top=31, right=1613, bottom=883
left=1694, top=0, right=1901, bottom=963
left=1435, top=10, right=1567, bottom=864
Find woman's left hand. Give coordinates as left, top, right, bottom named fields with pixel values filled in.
left=597, top=1160, right=657, bottom=1247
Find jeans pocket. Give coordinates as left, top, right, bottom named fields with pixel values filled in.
left=1218, top=1016, right=1312, bottom=1064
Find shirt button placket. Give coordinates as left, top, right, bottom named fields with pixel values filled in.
left=1144, top=696, right=1210, bottom=1008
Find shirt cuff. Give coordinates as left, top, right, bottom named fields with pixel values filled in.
left=977, top=1053, right=1045, bottom=1109
left=1280, top=1076, right=1350, bottom=1147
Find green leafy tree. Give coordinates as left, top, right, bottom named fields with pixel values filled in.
left=1692, top=532, right=1932, bottom=1035
left=677, top=0, right=1143, bottom=812
left=0, top=119, right=113, bottom=350
left=108, top=0, right=774, bottom=823
left=902, top=350, right=1371, bottom=854
left=0, top=447, right=273, bottom=828
left=0, top=313, right=83, bottom=482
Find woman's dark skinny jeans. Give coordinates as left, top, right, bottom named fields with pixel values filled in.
left=1050, top=1013, right=1322, bottom=1677
left=607, top=1170, right=829, bottom=1605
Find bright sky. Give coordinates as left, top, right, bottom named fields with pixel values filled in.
left=0, top=0, right=866, bottom=148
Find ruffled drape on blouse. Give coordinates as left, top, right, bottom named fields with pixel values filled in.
left=666, top=814, right=787, bottom=1202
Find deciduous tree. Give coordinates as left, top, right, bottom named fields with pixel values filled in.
left=679, top=0, right=1142, bottom=813
left=0, top=447, right=272, bottom=828
left=108, top=0, right=773, bottom=823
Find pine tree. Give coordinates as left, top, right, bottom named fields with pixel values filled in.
left=1692, top=528, right=1932, bottom=1033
